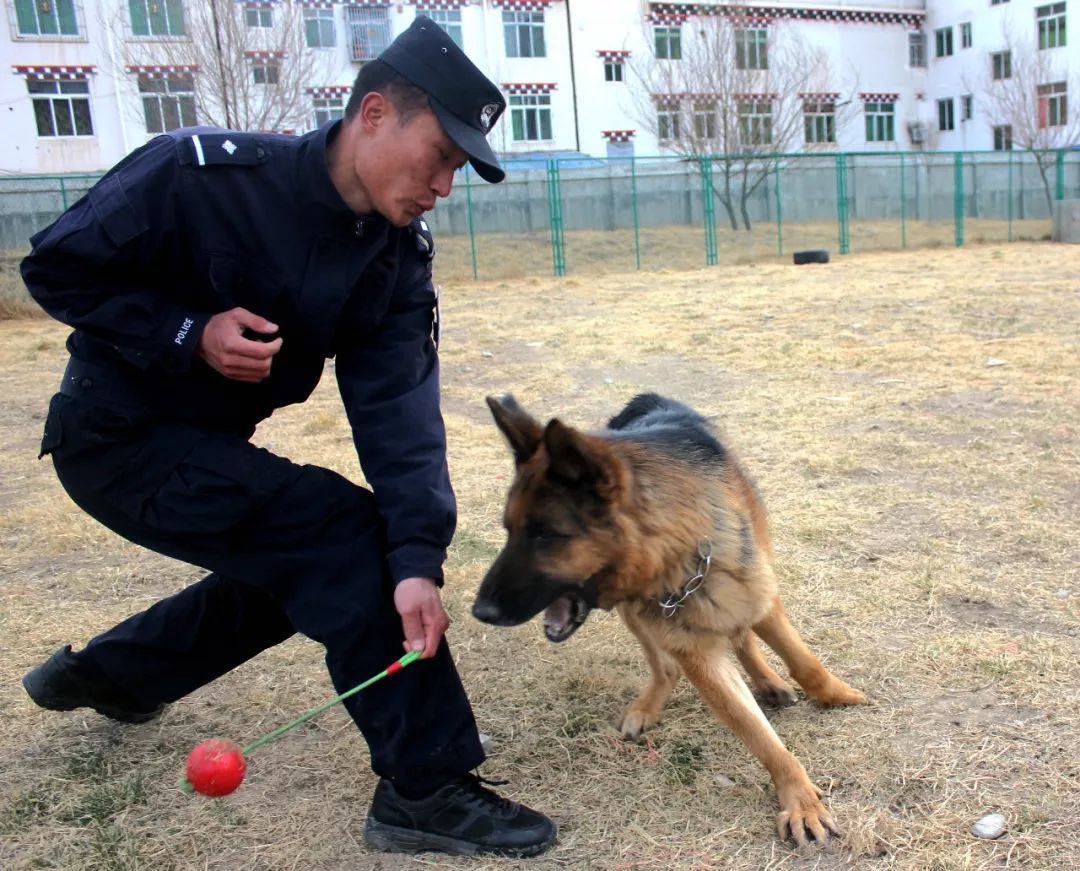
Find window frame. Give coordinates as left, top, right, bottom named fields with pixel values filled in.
left=509, top=92, right=553, bottom=142
left=992, top=124, right=1012, bottom=150
left=346, top=5, right=391, bottom=62
left=128, top=0, right=186, bottom=38
left=991, top=50, right=1012, bottom=80
left=13, top=0, right=82, bottom=38
left=909, top=30, right=927, bottom=67
left=935, top=26, right=954, bottom=58
left=960, top=22, right=972, bottom=49
left=1036, top=3, right=1067, bottom=50
left=961, top=94, right=973, bottom=121
left=503, top=9, right=545, bottom=58
left=303, top=6, right=336, bottom=49
left=138, top=73, right=196, bottom=134
left=737, top=98, right=773, bottom=146
left=803, top=100, right=837, bottom=145
left=657, top=105, right=681, bottom=141
left=244, top=4, right=273, bottom=29
left=604, top=60, right=624, bottom=82
left=1037, top=80, right=1067, bottom=127
left=313, top=95, right=345, bottom=129
left=27, top=75, right=94, bottom=137
left=937, top=97, right=955, bottom=132
left=251, top=58, right=281, bottom=86
left=654, top=25, right=682, bottom=60
left=734, top=26, right=768, bottom=70
left=864, top=100, right=896, bottom=142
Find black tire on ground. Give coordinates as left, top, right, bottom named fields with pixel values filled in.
left=793, top=249, right=830, bottom=265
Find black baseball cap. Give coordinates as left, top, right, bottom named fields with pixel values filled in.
left=378, top=16, right=506, bottom=183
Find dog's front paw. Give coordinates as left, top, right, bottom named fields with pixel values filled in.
left=775, top=781, right=841, bottom=847
left=754, top=681, right=798, bottom=707
left=618, top=706, right=660, bottom=741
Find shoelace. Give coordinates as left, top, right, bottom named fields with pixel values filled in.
left=456, top=772, right=515, bottom=814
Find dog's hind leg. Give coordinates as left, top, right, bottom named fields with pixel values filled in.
left=752, top=597, right=866, bottom=706
left=735, top=631, right=798, bottom=707
left=675, top=649, right=840, bottom=846
left=617, top=607, right=681, bottom=740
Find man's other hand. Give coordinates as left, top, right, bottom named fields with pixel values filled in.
left=394, top=577, right=449, bottom=659
left=197, top=307, right=282, bottom=382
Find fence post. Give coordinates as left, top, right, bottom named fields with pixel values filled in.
left=631, top=156, right=641, bottom=270
left=463, top=164, right=478, bottom=281
left=546, top=160, right=566, bottom=277
left=1055, top=149, right=1066, bottom=201
left=835, top=153, right=850, bottom=255
left=900, top=153, right=907, bottom=248
left=774, top=155, right=783, bottom=257
left=700, top=157, right=717, bottom=266
left=59, top=176, right=68, bottom=210
left=1007, top=149, right=1014, bottom=243
left=953, top=152, right=964, bottom=246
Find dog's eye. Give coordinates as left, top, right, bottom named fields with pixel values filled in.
left=526, top=523, right=570, bottom=545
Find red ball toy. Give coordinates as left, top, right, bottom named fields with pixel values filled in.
left=185, top=739, right=247, bottom=797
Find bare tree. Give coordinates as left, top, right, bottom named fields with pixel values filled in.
left=971, top=14, right=1080, bottom=213
left=120, top=0, right=337, bottom=134
left=628, top=7, right=855, bottom=230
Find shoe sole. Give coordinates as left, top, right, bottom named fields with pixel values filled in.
left=22, top=670, right=164, bottom=725
left=363, top=818, right=555, bottom=858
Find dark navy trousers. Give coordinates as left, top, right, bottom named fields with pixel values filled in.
left=41, top=392, right=485, bottom=790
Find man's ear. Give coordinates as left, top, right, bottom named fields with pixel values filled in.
left=543, top=419, right=620, bottom=499
left=358, top=91, right=389, bottom=135
left=486, top=394, right=543, bottom=466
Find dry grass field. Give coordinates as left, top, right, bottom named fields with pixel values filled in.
left=1, top=242, right=1078, bottom=870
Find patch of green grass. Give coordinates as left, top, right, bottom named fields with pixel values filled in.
left=664, top=737, right=706, bottom=786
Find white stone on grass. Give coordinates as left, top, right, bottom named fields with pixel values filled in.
left=971, top=813, right=1007, bottom=839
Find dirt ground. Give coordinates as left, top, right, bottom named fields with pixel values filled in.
left=1, top=243, right=1078, bottom=870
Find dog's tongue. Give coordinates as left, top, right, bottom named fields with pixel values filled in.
left=543, top=596, right=573, bottom=636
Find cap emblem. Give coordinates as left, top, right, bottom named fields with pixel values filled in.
left=479, top=103, right=499, bottom=132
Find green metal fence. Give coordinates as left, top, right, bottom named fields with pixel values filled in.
left=2, top=149, right=1077, bottom=286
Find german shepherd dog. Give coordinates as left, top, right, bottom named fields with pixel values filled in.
left=473, top=393, right=867, bottom=845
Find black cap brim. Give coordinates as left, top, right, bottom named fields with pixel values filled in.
left=430, top=99, right=505, bottom=184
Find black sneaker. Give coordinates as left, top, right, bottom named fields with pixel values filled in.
left=364, top=774, right=557, bottom=858
left=22, top=645, right=165, bottom=725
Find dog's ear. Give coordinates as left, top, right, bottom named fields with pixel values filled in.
left=486, top=394, right=543, bottom=465
left=543, top=419, right=620, bottom=499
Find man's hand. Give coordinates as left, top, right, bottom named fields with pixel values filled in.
left=197, top=307, right=283, bottom=382
left=394, top=577, right=449, bottom=659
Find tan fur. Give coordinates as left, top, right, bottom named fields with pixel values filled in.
left=487, top=400, right=867, bottom=845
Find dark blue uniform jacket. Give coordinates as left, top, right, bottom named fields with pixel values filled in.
left=21, top=121, right=455, bottom=586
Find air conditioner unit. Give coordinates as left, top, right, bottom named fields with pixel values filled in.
left=909, top=122, right=927, bottom=144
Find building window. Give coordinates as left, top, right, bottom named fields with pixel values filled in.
left=937, top=98, right=955, bottom=131
left=129, top=0, right=185, bottom=37
left=252, top=58, right=280, bottom=85
left=993, top=124, right=1012, bottom=150
left=1036, top=3, right=1066, bottom=49
left=738, top=99, right=773, bottom=146
left=28, top=76, right=93, bottom=136
left=14, top=0, right=79, bottom=36
left=654, top=25, right=681, bottom=59
left=657, top=107, right=681, bottom=141
left=503, top=10, right=544, bottom=58
left=960, top=22, right=972, bottom=48
left=509, top=93, right=551, bottom=141
left=909, top=31, right=926, bottom=67
left=961, top=94, right=973, bottom=120
left=991, top=50, right=1012, bottom=80
left=935, top=27, right=953, bottom=57
left=865, top=101, right=895, bottom=142
left=693, top=104, right=716, bottom=139
left=804, top=100, right=836, bottom=144
left=139, top=74, right=195, bottom=133
left=347, top=6, right=390, bottom=61
left=991, top=0, right=1010, bottom=5
left=425, top=9, right=463, bottom=49
left=735, top=27, right=768, bottom=70
left=313, top=95, right=344, bottom=128
left=1037, top=81, right=1067, bottom=127
left=604, top=60, right=623, bottom=82
left=244, top=3, right=272, bottom=28
left=303, top=7, right=335, bottom=48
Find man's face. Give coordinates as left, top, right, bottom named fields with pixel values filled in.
left=358, top=97, right=468, bottom=227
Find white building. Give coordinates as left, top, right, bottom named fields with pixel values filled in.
left=1, top=0, right=1075, bottom=174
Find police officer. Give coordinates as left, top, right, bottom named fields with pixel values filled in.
left=20, top=17, right=556, bottom=859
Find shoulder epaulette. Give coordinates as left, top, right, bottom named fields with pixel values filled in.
left=179, top=132, right=269, bottom=168
left=410, top=217, right=435, bottom=260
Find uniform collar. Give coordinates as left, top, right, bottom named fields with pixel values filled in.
left=302, top=120, right=393, bottom=243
